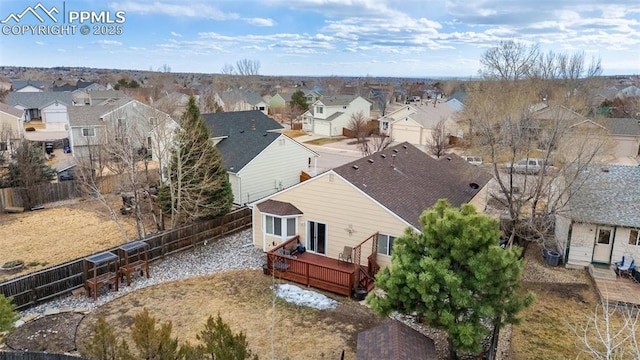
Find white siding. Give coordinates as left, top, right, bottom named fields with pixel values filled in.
left=228, top=173, right=241, bottom=204
left=611, top=135, right=640, bottom=158
left=238, top=135, right=316, bottom=205
left=252, top=172, right=413, bottom=268
left=554, top=214, right=571, bottom=257
left=567, top=223, right=596, bottom=266
left=610, top=227, right=640, bottom=264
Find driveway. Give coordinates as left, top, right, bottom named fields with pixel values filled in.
left=294, top=135, right=363, bottom=172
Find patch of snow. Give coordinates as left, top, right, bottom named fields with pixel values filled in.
left=274, top=284, right=338, bottom=310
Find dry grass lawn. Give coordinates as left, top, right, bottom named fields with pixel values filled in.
left=77, top=270, right=382, bottom=360
left=0, top=196, right=147, bottom=282
left=303, top=137, right=344, bottom=146
left=283, top=129, right=306, bottom=138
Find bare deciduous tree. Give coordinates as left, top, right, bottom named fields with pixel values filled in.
left=235, top=59, right=260, bottom=76
left=571, top=300, right=640, bottom=359
left=480, top=40, right=540, bottom=81
left=427, top=118, right=451, bottom=158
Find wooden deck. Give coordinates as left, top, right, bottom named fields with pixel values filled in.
left=267, top=250, right=359, bottom=297
left=593, top=276, right=640, bottom=307
left=266, top=235, right=379, bottom=297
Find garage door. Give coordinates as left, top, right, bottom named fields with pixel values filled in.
left=392, top=126, right=422, bottom=145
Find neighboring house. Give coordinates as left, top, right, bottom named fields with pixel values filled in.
left=356, top=319, right=437, bottom=360
left=530, top=104, right=640, bottom=160
left=380, top=102, right=458, bottom=146
left=218, top=90, right=269, bottom=115
left=251, top=142, right=492, bottom=269
left=267, top=92, right=293, bottom=111
left=6, top=92, right=74, bottom=133
left=154, top=92, right=194, bottom=118
left=597, top=118, right=640, bottom=158
left=555, top=165, right=640, bottom=267
left=11, top=80, right=53, bottom=92
left=203, top=110, right=318, bottom=205
left=302, top=95, right=372, bottom=136
left=68, top=98, right=177, bottom=176
left=88, top=90, right=126, bottom=106
left=0, top=102, right=23, bottom=157
left=305, top=90, right=322, bottom=105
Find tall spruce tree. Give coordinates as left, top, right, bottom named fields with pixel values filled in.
left=159, top=96, right=233, bottom=225
left=368, top=199, right=534, bottom=358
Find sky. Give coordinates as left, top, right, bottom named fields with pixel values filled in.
left=0, top=0, right=638, bottom=78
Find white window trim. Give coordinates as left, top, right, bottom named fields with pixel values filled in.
left=377, top=233, right=396, bottom=256
left=264, top=214, right=298, bottom=240
left=82, top=127, right=96, bottom=137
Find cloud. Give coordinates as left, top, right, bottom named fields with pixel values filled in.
left=110, top=1, right=239, bottom=20
left=35, top=41, right=44, bottom=45
left=170, top=31, right=182, bottom=37
left=93, top=40, right=123, bottom=47
left=244, top=17, right=275, bottom=27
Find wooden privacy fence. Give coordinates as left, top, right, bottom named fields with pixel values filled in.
left=0, top=182, right=79, bottom=209
left=0, top=207, right=252, bottom=311
left=0, top=171, right=161, bottom=209
left=0, top=351, right=87, bottom=360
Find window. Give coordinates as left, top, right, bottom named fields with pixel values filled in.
left=377, top=234, right=395, bottom=256
left=0, top=142, right=6, bottom=151
left=343, top=106, right=347, bottom=109
left=629, top=229, right=640, bottom=246
left=265, top=215, right=297, bottom=237
left=148, top=117, right=157, bottom=126
left=382, top=122, right=389, bottom=130
left=266, top=216, right=282, bottom=236
left=316, top=106, right=323, bottom=114
left=82, top=128, right=95, bottom=137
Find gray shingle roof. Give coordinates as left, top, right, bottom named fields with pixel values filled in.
left=356, top=319, right=437, bottom=360
left=568, top=165, right=640, bottom=228
left=334, top=143, right=492, bottom=228
left=597, top=118, right=640, bottom=136
left=67, top=98, right=132, bottom=127
left=202, top=111, right=284, bottom=172
left=11, top=80, right=53, bottom=91
left=0, top=102, right=23, bottom=117
left=317, top=95, right=358, bottom=106
left=6, top=92, right=73, bottom=109
left=220, top=90, right=264, bottom=106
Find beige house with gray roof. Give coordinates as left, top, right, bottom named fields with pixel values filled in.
left=251, top=142, right=492, bottom=269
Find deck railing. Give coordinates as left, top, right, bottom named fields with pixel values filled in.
left=353, top=232, right=380, bottom=290
left=266, top=236, right=356, bottom=297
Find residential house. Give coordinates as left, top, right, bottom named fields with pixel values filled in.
left=11, top=80, right=53, bottom=92
left=445, top=90, right=468, bottom=112
left=530, top=104, right=640, bottom=160
left=88, top=90, right=127, bottom=106
left=597, top=118, right=640, bottom=158
left=218, top=89, right=269, bottom=115
left=305, top=89, right=322, bottom=105
left=154, top=92, right=195, bottom=118
left=555, top=165, right=640, bottom=267
left=251, top=142, right=492, bottom=269
left=267, top=92, right=293, bottom=111
left=302, top=95, right=372, bottom=136
left=0, top=102, right=23, bottom=157
left=6, top=92, right=75, bottom=143
left=379, top=102, right=458, bottom=146
left=203, top=110, right=318, bottom=205
left=68, top=98, right=177, bottom=176
left=356, top=319, right=437, bottom=360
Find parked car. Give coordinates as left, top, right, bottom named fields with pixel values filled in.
left=503, top=158, right=549, bottom=175
left=462, top=156, right=483, bottom=166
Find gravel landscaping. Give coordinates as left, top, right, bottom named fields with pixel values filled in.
left=20, top=229, right=265, bottom=318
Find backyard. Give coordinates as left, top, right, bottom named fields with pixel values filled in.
left=1, top=204, right=637, bottom=359
left=0, top=195, right=155, bottom=282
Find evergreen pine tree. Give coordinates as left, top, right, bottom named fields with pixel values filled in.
left=368, top=199, right=534, bottom=357
left=159, top=96, right=233, bottom=225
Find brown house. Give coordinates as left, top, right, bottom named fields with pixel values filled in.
left=356, top=319, right=437, bottom=360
